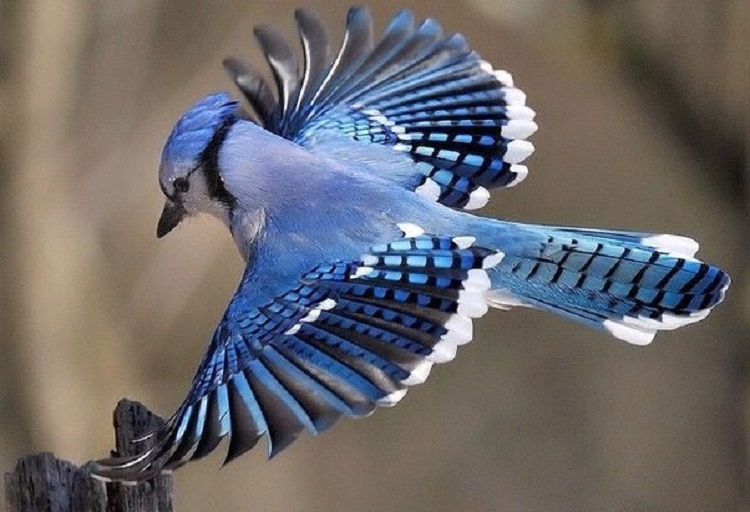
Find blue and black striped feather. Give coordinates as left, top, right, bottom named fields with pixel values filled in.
left=93, top=231, right=503, bottom=481
left=492, top=231, right=729, bottom=342
left=223, top=7, right=536, bottom=210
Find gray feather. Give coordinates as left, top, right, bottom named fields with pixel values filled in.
left=222, top=57, right=276, bottom=125
left=254, top=25, right=300, bottom=123
left=294, top=8, right=330, bottom=115
left=310, top=6, right=373, bottom=106
left=325, top=9, right=416, bottom=105
left=340, top=18, right=446, bottom=107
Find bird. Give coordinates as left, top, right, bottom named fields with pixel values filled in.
left=94, top=7, right=730, bottom=481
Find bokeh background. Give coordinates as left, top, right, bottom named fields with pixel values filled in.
left=1, top=0, right=747, bottom=510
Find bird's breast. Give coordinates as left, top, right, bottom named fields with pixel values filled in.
left=230, top=208, right=266, bottom=262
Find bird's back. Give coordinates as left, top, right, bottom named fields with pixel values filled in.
left=222, top=121, right=461, bottom=303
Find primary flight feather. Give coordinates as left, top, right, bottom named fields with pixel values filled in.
left=94, top=7, right=729, bottom=481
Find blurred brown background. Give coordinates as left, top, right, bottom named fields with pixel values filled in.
left=1, top=1, right=747, bottom=510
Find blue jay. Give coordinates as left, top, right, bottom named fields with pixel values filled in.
left=95, top=7, right=729, bottom=480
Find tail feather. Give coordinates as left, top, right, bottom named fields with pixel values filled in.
left=485, top=225, right=729, bottom=345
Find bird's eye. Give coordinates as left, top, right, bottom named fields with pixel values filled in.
left=173, top=177, right=190, bottom=194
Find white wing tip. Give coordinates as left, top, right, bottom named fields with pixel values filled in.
left=429, top=314, right=478, bottom=363
left=427, top=338, right=458, bottom=363
left=603, top=319, right=656, bottom=346
left=478, top=60, right=519, bottom=89
left=501, top=119, right=538, bottom=139
left=504, top=140, right=535, bottom=164
left=352, top=266, right=374, bottom=279
left=492, top=68, right=514, bottom=86
left=361, top=254, right=379, bottom=266
left=284, top=324, right=301, bottom=335
left=604, top=308, right=716, bottom=345
left=452, top=236, right=476, bottom=249
left=506, top=105, right=536, bottom=121
left=506, top=164, right=529, bottom=188
left=318, top=298, right=337, bottom=310
left=443, top=314, right=473, bottom=344
left=457, top=290, right=489, bottom=317
left=502, top=86, right=527, bottom=106
left=620, top=309, right=713, bottom=332
left=415, top=178, right=441, bottom=202
left=401, top=360, right=434, bottom=386
left=464, top=269, right=492, bottom=292
left=397, top=223, right=425, bottom=238
left=482, top=251, right=505, bottom=269
left=464, top=186, right=490, bottom=210
left=377, top=388, right=408, bottom=406
left=642, top=234, right=700, bottom=260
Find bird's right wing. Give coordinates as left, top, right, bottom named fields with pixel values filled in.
left=93, top=225, right=504, bottom=481
left=224, top=7, right=536, bottom=210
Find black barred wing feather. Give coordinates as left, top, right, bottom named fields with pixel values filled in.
left=224, top=7, right=536, bottom=210
left=93, top=225, right=504, bottom=481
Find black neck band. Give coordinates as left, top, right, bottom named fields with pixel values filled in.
left=197, top=115, right=238, bottom=208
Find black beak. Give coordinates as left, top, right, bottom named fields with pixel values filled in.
left=157, top=200, right=187, bottom=238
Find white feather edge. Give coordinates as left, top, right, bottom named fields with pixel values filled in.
left=602, top=320, right=656, bottom=346
left=506, top=164, right=528, bottom=188
left=504, top=140, right=535, bottom=164
left=501, top=119, right=538, bottom=139
left=409, top=60, right=535, bottom=210
left=415, top=178, right=441, bottom=202
left=377, top=389, right=408, bottom=406
left=506, top=105, right=536, bottom=121
left=604, top=308, right=715, bottom=346
left=464, top=186, right=490, bottom=210
left=397, top=222, right=425, bottom=238
left=353, top=239, right=507, bottom=392
left=501, top=86, right=527, bottom=106
left=641, top=234, right=700, bottom=260
left=425, top=252, right=505, bottom=364
left=284, top=298, right=338, bottom=335
left=452, top=236, right=476, bottom=249
left=401, top=359, right=434, bottom=386
left=487, top=289, right=719, bottom=346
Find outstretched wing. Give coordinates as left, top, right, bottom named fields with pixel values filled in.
left=223, top=7, right=536, bottom=210
left=94, top=226, right=504, bottom=481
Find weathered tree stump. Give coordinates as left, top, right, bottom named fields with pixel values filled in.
left=4, top=400, right=174, bottom=512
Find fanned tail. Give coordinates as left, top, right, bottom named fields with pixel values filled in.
left=482, top=223, right=730, bottom=345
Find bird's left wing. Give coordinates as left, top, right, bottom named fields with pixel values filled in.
left=94, top=226, right=504, bottom=481
left=224, top=7, right=536, bottom=210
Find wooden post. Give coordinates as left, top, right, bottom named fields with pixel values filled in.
left=4, top=400, right=174, bottom=512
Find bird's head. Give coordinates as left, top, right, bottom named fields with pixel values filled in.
left=157, top=92, right=239, bottom=237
